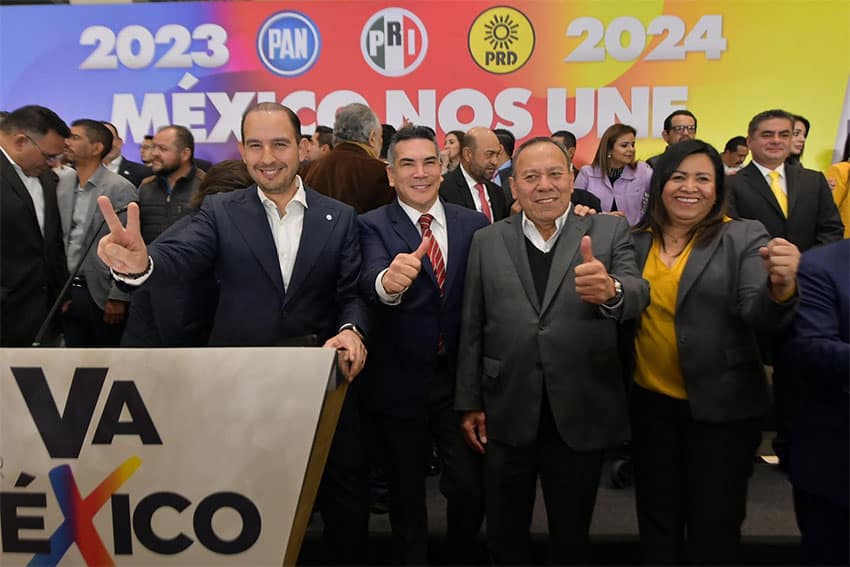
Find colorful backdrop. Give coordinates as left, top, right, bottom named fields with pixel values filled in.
left=1, top=1, right=848, bottom=169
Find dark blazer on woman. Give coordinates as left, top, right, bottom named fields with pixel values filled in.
left=632, top=219, right=797, bottom=421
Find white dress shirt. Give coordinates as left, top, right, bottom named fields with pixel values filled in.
left=105, top=155, right=122, bottom=175
left=0, top=145, right=45, bottom=235
left=257, top=180, right=308, bottom=290
left=460, top=164, right=494, bottom=216
left=376, top=198, right=448, bottom=305
left=752, top=161, right=788, bottom=195
left=521, top=205, right=571, bottom=253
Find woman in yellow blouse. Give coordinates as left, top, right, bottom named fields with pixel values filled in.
left=824, top=133, right=849, bottom=237
left=629, top=140, right=801, bottom=565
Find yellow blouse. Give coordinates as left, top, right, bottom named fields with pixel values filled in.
left=825, top=162, right=850, bottom=238
left=634, top=236, right=696, bottom=399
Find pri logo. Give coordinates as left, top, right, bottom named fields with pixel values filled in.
left=257, top=11, right=321, bottom=77
left=361, top=8, right=428, bottom=77
left=468, top=6, right=535, bottom=74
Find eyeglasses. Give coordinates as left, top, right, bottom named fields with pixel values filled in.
left=668, top=125, right=697, bottom=134
left=25, top=134, right=63, bottom=163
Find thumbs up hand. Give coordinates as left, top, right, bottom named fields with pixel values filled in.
left=574, top=235, right=617, bottom=304
left=381, top=236, right=431, bottom=294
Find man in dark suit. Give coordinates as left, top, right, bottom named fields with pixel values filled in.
left=726, top=108, right=844, bottom=467
left=778, top=239, right=849, bottom=566
left=456, top=137, right=649, bottom=565
left=301, top=103, right=393, bottom=213
left=102, top=121, right=152, bottom=188
left=96, top=102, right=370, bottom=564
left=439, top=127, right=509, bottom=222
left=493, top=128, right=515, bottom=191
left=358, top=126, right=489, bottom=564
left=0, top=105, right=70, bottom=346
left=646, top=110, right=698, bottom=170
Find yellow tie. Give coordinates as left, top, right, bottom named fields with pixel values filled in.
left=768, top=171, right=788, bottom=217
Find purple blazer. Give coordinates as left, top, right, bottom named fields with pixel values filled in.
left=574, top=161, right=653, bottom=226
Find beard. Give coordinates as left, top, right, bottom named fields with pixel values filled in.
left=153, top=161, right=182, bottom=178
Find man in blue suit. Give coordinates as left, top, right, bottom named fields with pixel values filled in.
left=358, top=126, right=489, bottom=564
left=96, top=102, right=370, bottom=563
left=778, top=238, right=849, bottom=566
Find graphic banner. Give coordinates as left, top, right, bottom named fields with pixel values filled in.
left=0, top=348, right=337, bottom=565
left=0, top=1, right=847, bottom=169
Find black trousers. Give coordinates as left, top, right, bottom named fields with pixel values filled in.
left=484, top=391, right=603, bottom=566
left=631, top=386, right=761, bottom=565
left=794, top=487, right=850, bottom=566
left=369, top=357, right=484, bottom=565
left=64, top=283, right=125, bottom=347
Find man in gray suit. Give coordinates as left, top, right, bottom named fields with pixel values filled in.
left=59, top=119, right=136, bottom=346
left=455, top=137, right=649, bottom=564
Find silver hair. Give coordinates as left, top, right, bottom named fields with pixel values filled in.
left=333, top=103, right=380, bottom=145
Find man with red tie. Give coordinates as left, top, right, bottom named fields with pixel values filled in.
left=439, top=127, right=510, bottom=222
left=359, top=126, right=490, bottom=564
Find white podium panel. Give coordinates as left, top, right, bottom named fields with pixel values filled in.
left=0, top=348, right=340, bottom=566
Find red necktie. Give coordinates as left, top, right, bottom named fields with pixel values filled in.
left=474, top=183, right=493, bottom=223
left=418, top=214, right=446, bottom=295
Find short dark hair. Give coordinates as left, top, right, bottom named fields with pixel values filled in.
left=386, top=125, right=439, bottom=165
left=191, top=159, right=253, bottom=208
left=446, top=130, right=464, bottom=144
left=1, top=105, right=70, bottom=138
left=593, top=124, right=638, bottom=171
left=513, top=136, right=572, bottom=169
left=663, top=110, right=698, bottom=132
left=314, top=125, right=334, bottom=150
left=381, top=124, right=396, bottom=159
left=747, top=109, right=794, bottom=136
left=493, top=128, right=516, bottom=157
left=723, top=136, right=747, bottom=153
left=240, top=102, right=301, bottom=143
left=71, top=118, right=113, bottom=159
left=635, top=139, right=726, bottom=247
left=551, top=130, right=577, bottom=149
left=143, top=134, right=153, bottom=142
left=158, top=124, right=195, bottom=161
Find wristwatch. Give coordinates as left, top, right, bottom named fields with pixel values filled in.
left=605, top=277, right=623, bottom=306
left=338, top=323, right=366, bottom=342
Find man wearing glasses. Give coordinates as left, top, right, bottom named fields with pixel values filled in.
left=646, top=110, right=698, bottom=170
left=0, top=105, right=71, bottom=346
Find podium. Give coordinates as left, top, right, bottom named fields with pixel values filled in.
left=0, top=348, right=345, bottom=566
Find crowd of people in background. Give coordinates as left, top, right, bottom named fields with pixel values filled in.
left=1, top=102, right=847, bottom=566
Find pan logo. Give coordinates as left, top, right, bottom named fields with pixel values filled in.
left=361, top=8, right=428, bottom=77
left=257, top=11, right=321, bottom=77
left=468, top=6, right=535, bottom=74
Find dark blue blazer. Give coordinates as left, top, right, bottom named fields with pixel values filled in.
left=781, top=239, right=849, bottom=506
left=358, top=199, right=489, bottom=416
left=145, top=185, right=367, bottom=346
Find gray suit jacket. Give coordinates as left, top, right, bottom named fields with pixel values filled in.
left=632, top=219, right=798, bottom=421
left=57, top=165, right=137, bottom=309
left=455, top=211, right=649, bottom=450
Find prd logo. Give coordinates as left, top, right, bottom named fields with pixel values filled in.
left=257, top=11, right=321, bottom=77
left=468, top=6, right=535, bottom=74
left=361, top=8, right=428, bottom=77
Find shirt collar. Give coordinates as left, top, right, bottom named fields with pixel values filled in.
left=397, top=197, right=446, bottom=230
left=521, top=203, right=572, bottom=244
left=107, top=155, right=122, bottom=170
left=752, top=160, right=785, bottom=179
left=256, top=175, right=308, bottom=216
left=0, top=144, right=33, bottom=180
left=460, top=164, right=481, bottom=190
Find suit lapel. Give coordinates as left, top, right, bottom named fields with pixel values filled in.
left=677, top=226, right=726, bottom=308
left=742, top=163, right=784, bottom=219
left=540, top=212, right=588, bottom=315
left=224, top=187, right=286, bottom=297
left=784, top=164, right=801, bottom=217
left=284, top=189, right=337, bottom=307
left=504, top=217, right=541, bottom=313
left=633, top=230, right=653, bottom=270
left=443, top=205, right=463, bottom=296
left=452, top=168, right=475, bottom=209
left=1, top=151, right=40, bottom=236
left=389, top=200, right=439, bottom=290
